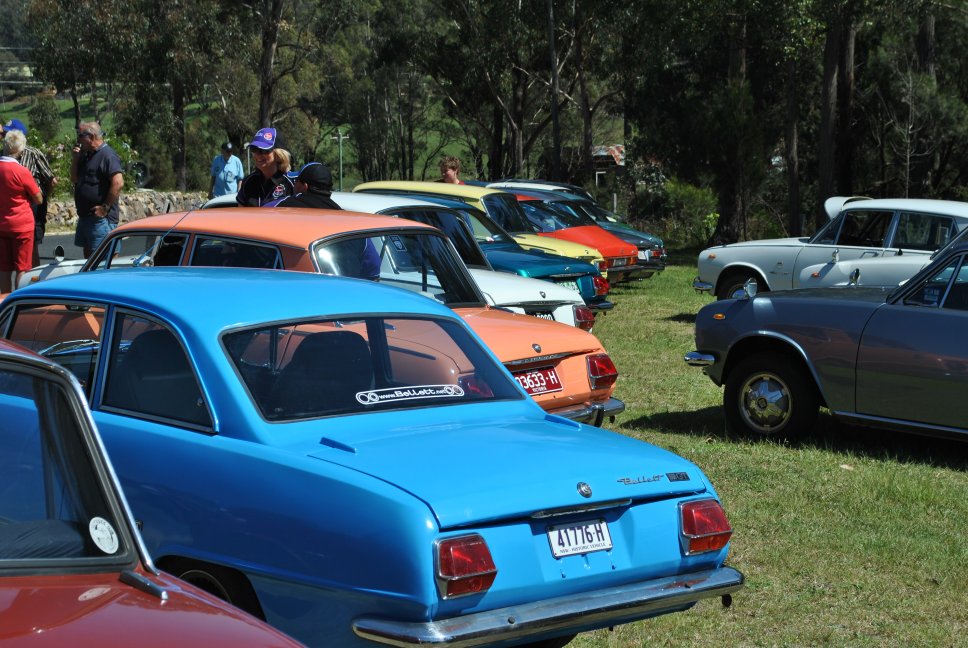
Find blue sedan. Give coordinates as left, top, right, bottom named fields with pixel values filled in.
left=2, top=268, right=742, bottom=647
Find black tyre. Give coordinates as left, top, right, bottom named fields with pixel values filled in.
left=127, top=161, right=150, bottom=188
left=723, top=352, right=819, bottom=439
left=161, top=557, right=265, bottom=619
left=716, top=271, right=762, bottom=300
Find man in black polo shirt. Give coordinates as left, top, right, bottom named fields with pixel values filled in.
left=70, top=122, right=124, bottom=258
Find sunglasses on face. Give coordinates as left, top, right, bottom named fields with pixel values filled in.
left=78, top=132, right=94, bottom=139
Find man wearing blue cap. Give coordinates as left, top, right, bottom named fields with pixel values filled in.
left=1, top=119, right=55, bottom=266
left=236, top=127, right=294, bottom=206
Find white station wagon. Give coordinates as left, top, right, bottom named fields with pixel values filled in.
left=694, top=197, right=968, bottom=299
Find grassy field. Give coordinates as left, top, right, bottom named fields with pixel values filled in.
left=572, top=252, right=967, bottom=647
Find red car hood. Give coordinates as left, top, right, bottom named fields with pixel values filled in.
left=0, top=569, right=300, bottom=647
left=538, top=226, right=637, bottom=259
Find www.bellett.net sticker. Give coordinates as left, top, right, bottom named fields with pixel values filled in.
left=356, top=385, right=464, bottom=405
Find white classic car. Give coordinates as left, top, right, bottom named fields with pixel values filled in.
left=694, top=196, right=968, bottom=299
left=798, top=219, right=968, bottom=288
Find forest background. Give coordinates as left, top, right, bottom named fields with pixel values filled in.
left=1, top=0, right=968, bottom=247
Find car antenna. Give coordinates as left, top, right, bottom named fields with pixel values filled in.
left=132, top=199, right=200, bottom=267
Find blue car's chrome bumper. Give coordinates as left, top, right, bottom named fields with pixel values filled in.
left=353, top=566, right=744, bottom=647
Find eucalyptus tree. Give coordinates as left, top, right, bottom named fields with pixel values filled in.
left=27, top=0, right=130, bottom=127
left=618, top=0, right=789, bottom=242
left=850, top=1, right=968, bottom=198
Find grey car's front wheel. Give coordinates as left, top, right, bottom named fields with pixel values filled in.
left=724, top=352, right=819, bottom=438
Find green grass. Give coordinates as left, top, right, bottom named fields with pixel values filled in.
left=573, top=257, right=968, bottom=647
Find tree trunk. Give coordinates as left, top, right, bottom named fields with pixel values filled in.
left=835, top=22, right=856, bottom=196
left=916, top=11, right=935, bottom=79
left=817, top=22, right=841, bottom=228
left=258, top=0, right=286, bottom=128
left=547, top=0, right=563, bottom=181
left=489, top=103, right=503, bottom=180
left=574, top=0, right=593, bottom=184
left=712, top=15, right=747, bottom=244
left=172, top=78, right=187, bottom=191
left=784, top=58, right=801, bottom=236
left=70, top=82, right=81, bottom=130
left=91, top=82, right=100, bottom=123
left=510, top=67, right=526, bottom=175
left=406, top=70, right=416, bottom=180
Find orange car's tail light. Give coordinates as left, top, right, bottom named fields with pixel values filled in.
left=436, top=534, right=497, bottom=599
left=592, top=276, right=610, bottom=296
left=679, top=499, right=733, bottom=555
left=458, top=376, right=493, bottom=398
left=596, top=260, right=607, bottom=272
left=574, top=306, right=596, bottom=332
left=586, top=353, right=618, bottom=390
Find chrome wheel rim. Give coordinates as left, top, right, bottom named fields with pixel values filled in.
left=738, top=371, right=791, bottom=434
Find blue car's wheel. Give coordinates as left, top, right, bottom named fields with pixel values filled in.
left=161, top=557, right=265, bottom=619
left=724, top=352, right=818, bottom=438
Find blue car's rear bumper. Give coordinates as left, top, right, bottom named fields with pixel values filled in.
left=353, top=566, right=744, bottom=647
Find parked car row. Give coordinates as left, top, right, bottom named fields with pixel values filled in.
left=688, top=196, right=968, bottom=443
left=2, top=178, right=736, bottom=647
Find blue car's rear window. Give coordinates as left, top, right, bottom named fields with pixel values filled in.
left=224, top=316, right=522, bottom=421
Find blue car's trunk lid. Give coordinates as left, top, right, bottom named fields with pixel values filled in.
left=306, top=413, right=706, bottom=529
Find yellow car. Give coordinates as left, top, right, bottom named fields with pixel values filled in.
left=354, top=181, right=608, bottom=274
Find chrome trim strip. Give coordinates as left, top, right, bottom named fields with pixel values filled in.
left=531, top=498, right=632, bottom=519
left=684, top=351, right=715, bottom=367
left=353, top=566, right=744, bottom=647
left=504, top=353, right=572, bottom=366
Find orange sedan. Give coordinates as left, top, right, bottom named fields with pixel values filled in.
left=70, top=208, right=624, bottom=425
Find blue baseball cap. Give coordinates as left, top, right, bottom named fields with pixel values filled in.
left=3, top=119, right=27, bottom=136
left=246, top=127, right=277, bottom=150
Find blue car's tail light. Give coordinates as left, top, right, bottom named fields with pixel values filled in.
left=679, top=499, right=733, bottom=555
left=435, top=535, right=498, bottom=599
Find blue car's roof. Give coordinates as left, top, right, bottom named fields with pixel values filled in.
left=10, top=268, right=460, bottom=335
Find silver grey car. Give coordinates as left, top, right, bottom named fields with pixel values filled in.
left=685, top=241, right=968, bottom=439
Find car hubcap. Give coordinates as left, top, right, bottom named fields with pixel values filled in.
left=739, top=372, right=791, bottom=433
